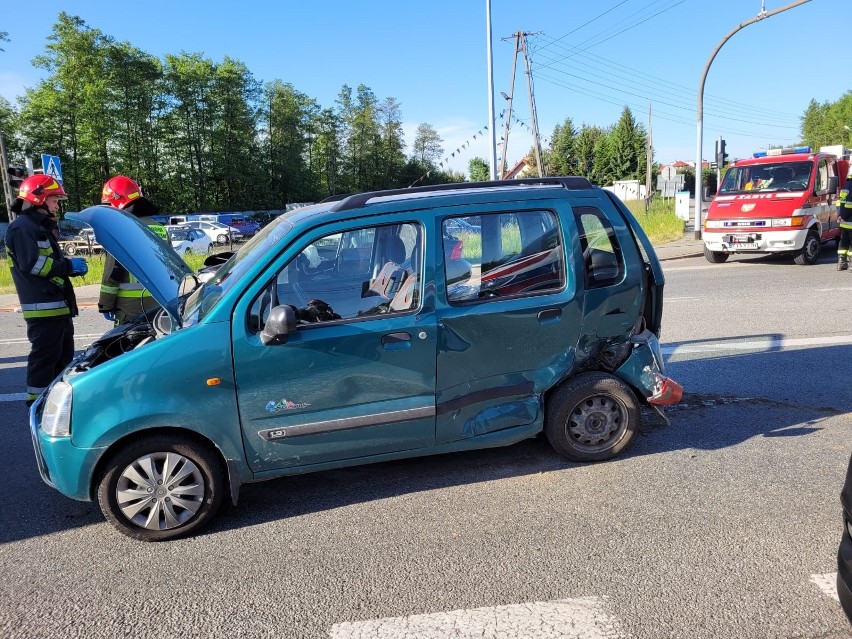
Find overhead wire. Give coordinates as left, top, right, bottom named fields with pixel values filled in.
left=532, top=35, right=799, bottom=123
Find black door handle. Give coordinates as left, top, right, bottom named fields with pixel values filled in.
left=381, top=332, right=411, bottom=345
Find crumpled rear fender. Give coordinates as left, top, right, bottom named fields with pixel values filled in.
left=613, top=330, right=682, bottom=406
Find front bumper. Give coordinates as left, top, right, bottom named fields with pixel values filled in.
left=29, top=392, right=101, bottom=502
left=703, top=228, right=808, bottom=254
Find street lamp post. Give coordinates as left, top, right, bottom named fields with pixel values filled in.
left=486, top=0, right=498, bottom=181
left=694, top=0, right=812, bottom=240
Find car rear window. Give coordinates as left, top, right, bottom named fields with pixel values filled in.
left=443, top=210, right=565, bottom=303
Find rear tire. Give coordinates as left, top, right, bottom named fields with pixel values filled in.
left=793, top=230, right=820, bottom=265
left=97, top=435, right=226, bottom=541
left=703, top=245, right=728, bottom=263
left=545, top=372, right=639, bottom=462
left=216, top=234, right=229, bottom=245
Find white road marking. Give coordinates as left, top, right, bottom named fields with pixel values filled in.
left=811, top=572, right=840, bottom=602
left=662, top=333, right=852, bottom=355
left=329, top=597, right=627, bottom=639
left=0, top=393, right=27, bottom=402
left=816, top=287, right=852, bottom=292
left=665, top=297, right=700, bottom=301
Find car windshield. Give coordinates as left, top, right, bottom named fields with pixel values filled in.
left=719, top=161, right=812, bottom=194
left=181, top=216, right=293, bottom=326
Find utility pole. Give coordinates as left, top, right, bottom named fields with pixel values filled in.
left=694, top=0, right=812, bottom=239
left=498, top=33, right=521, bottom=180
left=521, top=34, right=544, bottom=177
left=500, top=31, right=544, bottom=179
left=645, top=102, right=653, bottom=212
left=0, top=131, right=14, bottom=220
left=486, top=0, right=498, bottom=180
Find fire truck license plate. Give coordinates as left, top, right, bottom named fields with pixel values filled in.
left=725, top=242, right=758, bottom=250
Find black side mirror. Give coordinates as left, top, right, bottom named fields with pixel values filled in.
left=827, top=175, right=838, bottom=195
left=260, top=304, right=297, bottom=346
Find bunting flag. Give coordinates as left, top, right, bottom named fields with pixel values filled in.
left=408, top=121, right=494, bottom=188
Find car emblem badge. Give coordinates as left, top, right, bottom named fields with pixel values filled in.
left=266, top=398, right=311, bottom=413
left=741, top=203, right=756, bottom=213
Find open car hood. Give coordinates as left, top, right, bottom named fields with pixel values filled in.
left=68, top=206, right=193, bottom=325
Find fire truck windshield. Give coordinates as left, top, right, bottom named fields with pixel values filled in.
left=719, top=161, right=812, bottom=194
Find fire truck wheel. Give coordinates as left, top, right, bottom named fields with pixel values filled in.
left=64, top=243, right=77, bottom=256
left=703, top=245, right=729, bottom=263
left=793, top=230, right=820, bottom=266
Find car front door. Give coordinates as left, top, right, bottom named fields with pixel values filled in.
left=230, top=219, right=436, bottom=474
left=434, top=201, right=584, bottom=445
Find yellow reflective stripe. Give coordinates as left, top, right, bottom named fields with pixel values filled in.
left=38, top=257, right=55, bottom=277
left=22, top=307, right=71, bottom=319
left=100, top=285, right=120, bottom=294
left=116, top=289, right=153, bottom=298
left=840, top=222, right=852, bottom=229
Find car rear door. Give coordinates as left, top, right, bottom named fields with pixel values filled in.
left=230, top=216, right=437, bottom=474
left=433, top=200, right=584, bottom=445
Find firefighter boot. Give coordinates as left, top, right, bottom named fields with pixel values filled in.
left=839, top=254, right=849, bottom=271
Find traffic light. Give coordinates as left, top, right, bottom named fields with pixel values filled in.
left=715, top=139, right=728, bottom=167
left=8, top=166, right=26, bottom=193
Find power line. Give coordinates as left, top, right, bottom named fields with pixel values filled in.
left=531, top=35, right=800, bottom=123
left=534, top=0, right=633, bottom=52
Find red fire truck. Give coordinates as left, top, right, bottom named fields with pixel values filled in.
left=703, top=145, right=849, bottom=264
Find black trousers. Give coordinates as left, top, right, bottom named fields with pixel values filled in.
left=840, top=226, right=852, bottom=255
left=25, top=316, right=75, bottom=404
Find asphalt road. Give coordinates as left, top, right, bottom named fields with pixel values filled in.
left=0, top=248, right=851, bottom=638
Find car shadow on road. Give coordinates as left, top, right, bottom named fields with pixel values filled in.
left=2, top=343, right=849, bottom=543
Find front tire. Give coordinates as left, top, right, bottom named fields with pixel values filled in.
left=545, top=372, right=639, bottom=462
left=64, top=243, right=77, bottom=256
left=793, top=230, right=820, bottom=265
left=703, top=245, right=729, bottom=263
left=216, top=234, right=229, bottom=245
left=97, top=436, right=226, bottom=541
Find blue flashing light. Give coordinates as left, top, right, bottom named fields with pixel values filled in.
left=793, top=146, right=812, bottom=153
left=753, top=151, right=767, bottom=158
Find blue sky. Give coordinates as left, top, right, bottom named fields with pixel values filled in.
left=0, top=0, right=840, bottom=177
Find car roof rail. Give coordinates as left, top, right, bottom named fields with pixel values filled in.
left=328, top=176, right=593, bottom=213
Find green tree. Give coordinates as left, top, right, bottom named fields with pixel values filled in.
left=468, top=157, right=489, bottom=182
left=544, top=118, right=577, bottom=176
left=574, top=124, right=604, bottom=183
left=411, top=122, right=443, bottom=166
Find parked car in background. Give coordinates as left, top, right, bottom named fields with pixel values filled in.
left=57, top=223, right=104, bottom=255
left=165, top=225, right=213, bottom=255
left=32, top=179, right=682, bottom=541
left=178, top=220, right=243, bottom=245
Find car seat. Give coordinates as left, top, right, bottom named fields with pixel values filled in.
left=367, top=236, right=407, bottom=297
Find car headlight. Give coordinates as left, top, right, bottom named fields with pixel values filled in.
left=705, top=220, right=723, bottom=228
left=42, top=381, right=73, bottom=437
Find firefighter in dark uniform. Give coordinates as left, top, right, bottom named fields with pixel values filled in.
left=98, top=176, right=166, bottom=325
left=4, top=175, right=88, bottom=406
left=839, top=167, right=852, bottom=271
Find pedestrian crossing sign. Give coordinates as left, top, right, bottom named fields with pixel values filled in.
left=41, top=154, right=63, bottom=184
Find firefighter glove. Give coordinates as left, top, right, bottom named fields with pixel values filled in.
left=69, top=258, right=88, bottom=276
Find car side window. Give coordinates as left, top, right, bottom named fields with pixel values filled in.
left=249, top=222, right=423, bottom=332
left=573, top=206, right=624, bottom=288
left=444, top=210, right=565, bottom=303
left=815, top=160, right=828, bottom=193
